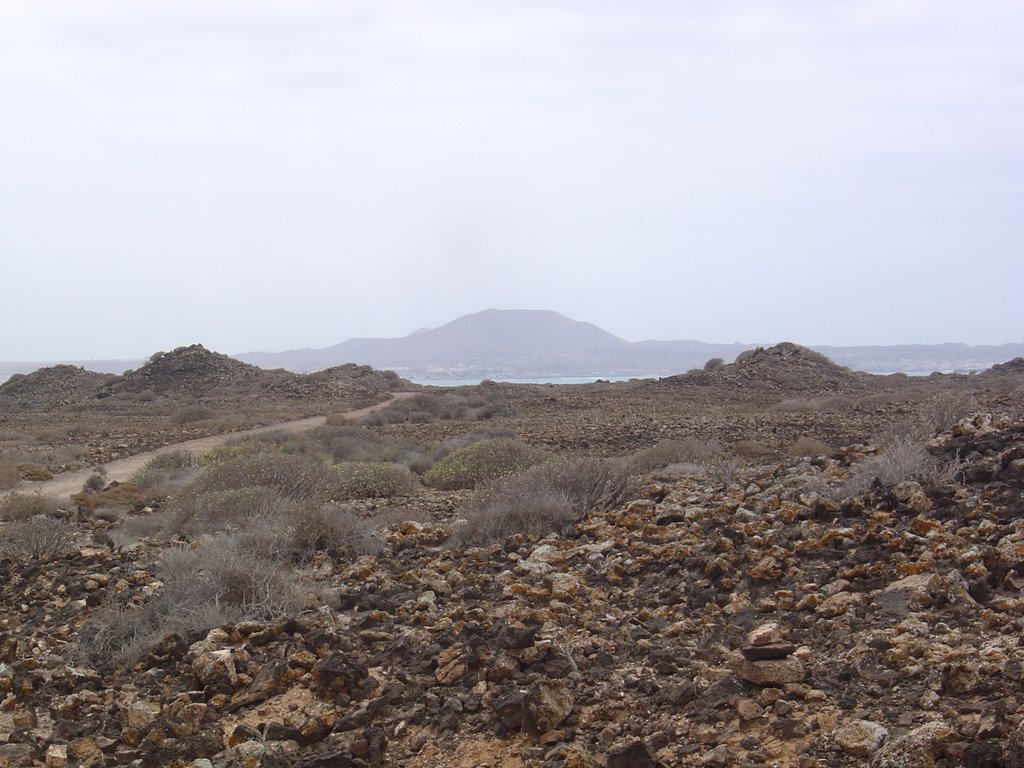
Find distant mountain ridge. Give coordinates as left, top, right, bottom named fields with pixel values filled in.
left=234, top=309, right=1024, bottom=378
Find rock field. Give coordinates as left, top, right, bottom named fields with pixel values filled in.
left=1, top=346, right=1023, bottom=767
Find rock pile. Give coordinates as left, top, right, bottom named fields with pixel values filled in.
left=0, top=366, right=114, bottom=404
left=105, top=345, right=268, bottom=396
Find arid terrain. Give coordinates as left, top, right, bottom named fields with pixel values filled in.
left=1, top=344, right=1023, bottom=767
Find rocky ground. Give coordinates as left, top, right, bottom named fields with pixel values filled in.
left=0, top=346, right=410, bottom=471
left=1, top=346, right=1023, bottom=767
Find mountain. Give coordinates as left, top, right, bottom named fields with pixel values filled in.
left=236, top=309, right=1024, bottom=379
left=237, top=309, right=641, bottom=375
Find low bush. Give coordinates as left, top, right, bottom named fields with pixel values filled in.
left=198, top=440, right=276, bottom=467
left=421, top=439, right=546, bottom=490
left=918, top=390, right=974, bottom=433
left=454, top=457, right=634, bottom=547
left=733, top=440, right=772, bottom=457
left=186, top=453, right=339, bottom=502
left=286, top=503, right=382, bottom=561
left=358, top=390, right=513, bottom=425
left=0, top=462, right=22, bottom=490
left=627, top=439, right=721, bottom=474
left=178, top=486, right=291, bottom=536
left=72, top=483, right=157, bottom=513
left=129, top=450, right=197, bottom=491
left=17, top=463, right=52, bottom=481
left=332, top=462, right=419, bottom=499
left=842, top=435, right=937, bottom=498
left=0, top=493, right=61, bottom=521
left=170, top=405, right=216, bottom=424
left=78, top=536, right=306, bottom=664
left=787, top=437, right=832, bottom=458
left=0, top=517, right=75, bottom=560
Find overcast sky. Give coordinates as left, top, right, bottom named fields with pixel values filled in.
left=1, top=1, right=1022, bottom=360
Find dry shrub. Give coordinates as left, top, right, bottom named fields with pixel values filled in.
left=733, top=440, right=771, bottom=457
left=286, top=503, right=382, bottom=561
left=707, top=454, right=739, bottom=490
left=17, top=463, right=52, bottom=481
left=770, top=396, right=855, bottom=413
left=72, top=483, right=156, bottom=513
left=918, top=390, right=974, bottom=433
left=170, top=405, right=216, bottom=424
left=788, top=437, right=832, bottom=458
left=842, top=435, right=937, bottom=498
left=0, top=493, right=61, bottom=521
left=0, top=517, right=75, bottom=560
left=129, top=450, right=197, bottom=491
left=455, top=457, right=634, bottom=547
left=0, top=462, right=21, bottom=490
left=78, top=536, right=306, bottom=664
left=422, top=439, right=546, bottom=490
left=627, top=438, right=723, bottom=474
left=168, top=486, right=291, bottom=537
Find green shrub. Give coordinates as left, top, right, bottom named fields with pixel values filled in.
left=421, top=439, right=546, bottom=490
left=198, top=440, right=276, bottom=467
left=358, top=390, right=513, bottom=425
left=332, top=462, right=419, bottom=499
left=185, top=453, right=338, bottom=502
left=0, top=493, right=61, bottom=521
left=454, top=457, right=634, bottom=547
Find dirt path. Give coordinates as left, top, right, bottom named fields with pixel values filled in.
left=4, top=393, right=416, bottom=503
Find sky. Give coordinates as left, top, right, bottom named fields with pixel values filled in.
left=1, top=1, right=1022, bottom=360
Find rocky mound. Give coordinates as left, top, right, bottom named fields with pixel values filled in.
left=665, top=342, right=872, bottom=394
left=0, top=365, right=113, bottom=403
left=981, top=357, right=1024, bottom=377
left=272, top=364, right=415, bottom=402
left=2, top=416, right=1023, bottom=766
left=106, top=344, right=273, bottom=396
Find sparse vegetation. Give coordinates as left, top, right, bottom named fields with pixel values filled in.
left=421, top=438, right=546, bottom=490
left=0, top=492, right=61, bottom=521
left=359, top=390, right=512, bottom=425
left=170, top=405, right=217, bottom=424
left=454, top=457, right=634, bottom=547
left=332, top=462, right=420, bottom=499
left=842, top=434, right=938, bottom=498
left=788, top=437, right=832, bottom=457
left=0, top=461, right=21, bottom=490
left=0, top=516, right=75, bottom=560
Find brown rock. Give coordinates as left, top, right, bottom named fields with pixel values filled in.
left=748, top=622, right=786, bottom=646
left=870, top=721, right=954, bottom=768
left=835, top=720, right=889, bottom=757
left=524, top=681, right=574, bottom=733
left=435, top=644, right=469, bottom=686
left=731, top=653, right=805, bottom=686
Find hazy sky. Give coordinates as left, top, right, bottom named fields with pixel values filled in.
left=2, top=1, right=1022, bottom=360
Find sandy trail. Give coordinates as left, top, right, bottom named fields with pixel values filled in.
left=4, top=392, right=416, bottom=503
